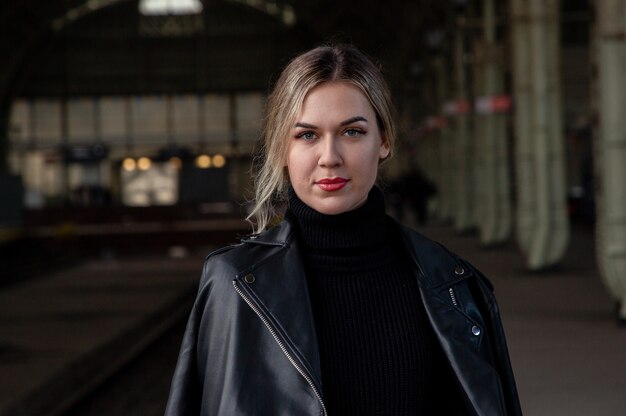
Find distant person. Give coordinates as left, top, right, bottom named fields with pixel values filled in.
left=165, top=44, right=522, bottom=416
left=388, top=168, right=436, bottom=225
left=405, top=168, right=437, bottom=224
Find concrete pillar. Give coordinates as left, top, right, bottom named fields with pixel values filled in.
left=415, top=75, right=440, bottom=217
left=228, top=92, right=239, bottom=199
left=423, top=65, right=442, bottom=219
left=453, top=20, right=475, bottom=233
left=472, top=39, right=485, bottom=236
left=525, top=0, right=570, bottom=270
left=60, top=98, right=70, bottom=204
left=420, top=127, right=439, bottom=220
left=435, top=57, right=454, bottom=222
left=595, top=0, right=626, bottom=320
left=0, top=100, right=9, bottom=174
left=510, top=0, right=534, bottom=254
left=477, top=0, right=512, bottom=245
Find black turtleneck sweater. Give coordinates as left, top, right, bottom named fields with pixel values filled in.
left=285, top=187, right=464, bottom=415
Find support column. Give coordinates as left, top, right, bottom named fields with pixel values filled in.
left=472, top=39, right=485, bottom=236
left=477, top=0, right=512, bottom=245
left=419, top=124, right=439, bottom=221
left=511, top=0, right=534, bottom=254
left=435, top=57, right=454, bottom=222
left=60, top=98, right=70, bottom=204
left=526, top=0, right=570, bottom=270
left=453, top=19, right=474, bottom=232
left=0, top=99, right=9, bottom=174
left=228, top=92, right=239, bottom=200
left=595, top=0, right=626, bottom=320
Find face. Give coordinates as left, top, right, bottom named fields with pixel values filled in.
left=286, top=81, right=390, bottom=215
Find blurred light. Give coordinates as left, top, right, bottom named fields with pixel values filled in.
left=282, top=7, right=296, bottom=26
left=212, top=154, right=226, bottom=168
left=169, top=156, right=182, bottom=169
left=139, top=0, right=203, bottom=15
left=137, top=157, right=152, bottom=170
left=265, top=2, right=279, bottom=14
left=122, top=157, right=136, bottom=171
left=195, top=154, right=212, bottom=169
left=53, top=0, right=122, bottom=31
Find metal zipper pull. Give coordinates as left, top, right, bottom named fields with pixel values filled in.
left=449, top=287, right=458, bottom=306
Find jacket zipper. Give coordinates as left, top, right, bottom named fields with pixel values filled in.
left=449, top=287, right=458, bottom=306
left=233, top=281, right=327, bottom=416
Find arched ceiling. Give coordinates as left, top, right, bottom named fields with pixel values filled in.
left=1, top=0, right=450, bottom=100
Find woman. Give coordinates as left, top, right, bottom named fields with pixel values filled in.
left=165, top=44, right=522, bottom=416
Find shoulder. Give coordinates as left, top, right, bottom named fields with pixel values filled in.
left=197, top=220, right=296, bottom=292
left=391, top=218, right=458, bottom=268
left=391, top=218, right=494, bottom=292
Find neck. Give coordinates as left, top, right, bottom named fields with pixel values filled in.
left=285, top=186, right=387, bottom=250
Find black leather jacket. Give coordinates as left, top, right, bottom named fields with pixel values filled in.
left=165, top=218, right=522, bottom=416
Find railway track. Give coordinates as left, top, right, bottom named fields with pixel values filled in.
left=62, top=317, right=188, bottom=416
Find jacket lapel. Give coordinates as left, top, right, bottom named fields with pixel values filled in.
left=234, top=221, right=323, bottom=389
left=399, top=223, right=507, bottom=416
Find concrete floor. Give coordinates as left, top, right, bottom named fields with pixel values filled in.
left=1, top=223, right=625, bottom=415
left=0, top=247, right=206, bottom=416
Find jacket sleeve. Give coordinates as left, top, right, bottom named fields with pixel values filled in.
left=462, top=259, right=523, bottom=416
left=164, top=302, right=202, bottom=415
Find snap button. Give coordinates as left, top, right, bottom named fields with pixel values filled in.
left=454, top=266, right=465, bottom=276
left=471, top=325, right=481, bottom=336
left=244, top=273, right=255, bottom=284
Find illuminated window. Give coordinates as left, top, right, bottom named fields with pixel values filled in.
left=139, top=0, right=204, bottom=36
left=139, top=0, right=203, bottom=16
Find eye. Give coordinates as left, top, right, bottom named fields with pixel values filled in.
left=344, top=128, right=364, bottom=137
left=296, top=131, right=316, bottom=141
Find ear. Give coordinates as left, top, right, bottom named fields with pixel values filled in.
left=379, top=135, right=390, bottom=160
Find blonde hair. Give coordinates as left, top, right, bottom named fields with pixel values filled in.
left=247, top=44, right=396, bottom=233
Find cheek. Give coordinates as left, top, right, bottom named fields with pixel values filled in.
left=356, top=148, right=382, bottom=182
left=365, top=146, right=384, bottom=169
left=285, top=144, right=296, bottom=169
left=286, top=149, right=305, bottom=180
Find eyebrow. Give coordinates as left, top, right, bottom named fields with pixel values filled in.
left=294, top=116, right=368, bottom=129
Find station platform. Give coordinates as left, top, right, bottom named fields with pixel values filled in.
left=1, top=222, right=625, bottom=415
left=0, top=246, right=208, bottom=416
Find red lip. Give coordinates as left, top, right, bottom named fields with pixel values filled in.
left=316, top=177, right=348, bottom=184
left=315, top=177, right=349, bottom=192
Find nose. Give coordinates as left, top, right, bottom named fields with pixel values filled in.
left=318, top=136, right=342, bottom=168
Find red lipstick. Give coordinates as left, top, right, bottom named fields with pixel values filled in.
left=315, top=177, right=349, bottom=192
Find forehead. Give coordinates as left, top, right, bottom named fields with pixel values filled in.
left=297, top=81, right=375, bottom=121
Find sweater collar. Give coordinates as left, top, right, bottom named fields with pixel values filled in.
left=285, top=186, right=387, bottom=250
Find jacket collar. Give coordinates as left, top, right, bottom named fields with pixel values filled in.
left=241, top=217, right=473, bottom=288
left=397, top=221, right=473, bottom=288
left=241, top=218, right=293, bottom=247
